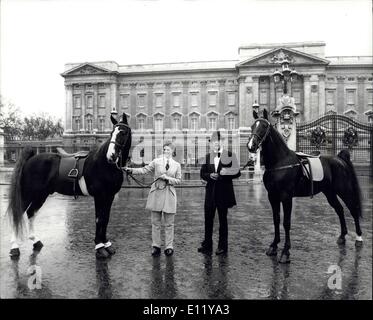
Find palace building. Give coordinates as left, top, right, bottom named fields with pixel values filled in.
left=61, top=42, right=373, bottom=166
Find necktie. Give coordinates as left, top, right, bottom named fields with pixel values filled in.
left=165, top=160, right=169, bottom=171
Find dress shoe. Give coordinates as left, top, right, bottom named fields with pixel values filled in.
left=151, top=246, right=161, bottom=257
left=164, top=248, right=174, bottom=256
left=198, top=246, right=212, bottom=254
left=215, top=248, right=227, bottom=255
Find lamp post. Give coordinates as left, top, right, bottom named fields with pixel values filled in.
left=273, top=58, right=299, bottom=96
left=272, top=56, right=300, bottom=150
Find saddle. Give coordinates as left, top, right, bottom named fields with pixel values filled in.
left=56, top=148, right=90, bottom=198
left=295, top=151, right=324, bottom=198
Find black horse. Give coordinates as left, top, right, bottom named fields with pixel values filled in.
left=7, top=113, right=131, bottom=259
left=247, top=109, right=363, bottom=263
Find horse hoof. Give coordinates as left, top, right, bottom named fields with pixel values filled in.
left=355, top=240, right=363, bottom=247
left=337, top=237, right=346, bottom=245
left=96, top=247, right=110, bottom=259
left=105, top=246, right=116, bottom=255
left=266, top=247, right=277, bottom=256
left=278, top=254, right=290, bottom=264
left=33, top=241, right=44, bottom=251
left=9, top=248, right=20, bottom=258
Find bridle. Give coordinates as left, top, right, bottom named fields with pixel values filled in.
left=109, top=123, right=131, bottom=170
left=247, top=118, right=271, bottom=151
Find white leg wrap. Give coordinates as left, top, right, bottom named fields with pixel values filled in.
left=104, top=241, right=112, bottom=248
left=356, top=235, right=363, bottom=242
left=95, top=243, right=105, bottom=250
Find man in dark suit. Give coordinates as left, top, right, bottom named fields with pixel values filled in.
left=198, top=131, right=241, bottom=255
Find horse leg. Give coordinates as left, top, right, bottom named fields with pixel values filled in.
left=101, top=195, right=116, bottom=255
left=94, top=195, right=114, bottom=259
left=26, top=196, right=48, bottom=251
left=338, top=192, right=363, bottom=246
left=266, top=193, right=281, bottom=256
left=9, top=201, right=33, bottom=258
left=324, top=192, right=348, bottom=245
left=279, top=198, right=292, bottom=264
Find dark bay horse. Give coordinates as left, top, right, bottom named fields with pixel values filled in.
left=7, top=113, right=131, bottom=259
left=247, top=109, right=363, bottom=263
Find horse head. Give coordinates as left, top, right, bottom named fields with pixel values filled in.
left=106, top=113, right=132, bottom=165
left=247, top=109, right=271, bottom=153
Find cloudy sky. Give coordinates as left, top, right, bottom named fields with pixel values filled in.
left=1, top=0, right=372, bottom=120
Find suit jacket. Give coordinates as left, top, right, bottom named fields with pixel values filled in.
left=200, top=150, right=241, bottom=209
left=131, top=156, right=182, bottom=214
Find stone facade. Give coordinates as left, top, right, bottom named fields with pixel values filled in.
left=61, top=42, right=373, bottom=166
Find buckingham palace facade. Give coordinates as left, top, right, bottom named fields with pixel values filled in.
left=61, top=42, right=373, bottom=166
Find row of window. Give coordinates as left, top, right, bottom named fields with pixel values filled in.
left=73, top=116, right=236, bottom=132
left=326, top=88, right=373, bottom=106
left=72, top=92, right=237, bottom=109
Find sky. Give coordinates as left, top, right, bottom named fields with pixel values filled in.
left=0, top=0, right=372, bottom=120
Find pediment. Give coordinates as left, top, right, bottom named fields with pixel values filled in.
left=237, top=47, right=330, bottom=67
left=62, top=63, right=113, bottom=76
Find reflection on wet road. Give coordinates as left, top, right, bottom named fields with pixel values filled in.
left=0, top=178, right=372, bottom=299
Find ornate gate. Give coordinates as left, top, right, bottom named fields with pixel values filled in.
left=296, top=111, right=373, bottom=177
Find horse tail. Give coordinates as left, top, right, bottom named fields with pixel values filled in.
left=337, top=149, right=362, bottom=218
left=7, top=146, right=35, bottom=236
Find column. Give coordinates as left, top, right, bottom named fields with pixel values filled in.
left=146, top=82, right=154, bottom=130
left=238, top=76, right=247, bottom=128
left=303, top=75, right=311, bottom=121
left=318, top=74, right=326, bottom=116
left=165, top=82, right=172, bottom=129
left=65, top=84, right=73, bottom=132
left=336, top=76, right=345, bottom=114
left=182, top=81, right=189, bottom=129
left=92, top=83, right=98, bottom=130
left=200, top=81, right=207, bottom=129
left=269, top=77, right=275, bottom=114
left=130, top=83, right=137, bottom=128
left=218, top=79, right=226, bottom=128
left=357, top=76, right=366, bottom=115
left=81, top=84, right=86, bottom=131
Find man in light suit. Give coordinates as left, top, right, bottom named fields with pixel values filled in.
left=198, top=131, right=241, bottom=255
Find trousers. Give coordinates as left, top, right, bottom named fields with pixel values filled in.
left=151, top=211, right=175, bottom=249
left=203, top=205, right=228, bottom=250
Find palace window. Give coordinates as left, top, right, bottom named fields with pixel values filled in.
left=173, top=117, right=181, bottom=130
left=208, top=117, right=217, bottom=131
left=138, top=94, right=146, bottom=108
left=208, top=92, right=217, bottom=106
left=155, top=94, right=163, bottom=108
left=73, top=95, right=81, bottom=108
left=228, top=117, right=235, bottom=130
left=259, top=90, right=268, bottom=108
left=227, top=93, right=235, bottom=106
left=120, top=94, right=129, bottom=109
left=348, top=77, right=355, bottom=81
left=86, top=95, right=93, bottom=108
left=99, top=95, right=106, bottom=108
left=346, top=89, right=356, bottom=106
left=99, top=118, right=105, bottom=131
left=191, top=93, right=198, bottom=107
left=190, top=117, right=198, bottom=131
left=87, top=118, right=93, bottom=132
left=173, top=93, right=180, bottom=107
left=326, top=90, right=335, bottom=106
left=138, top=118, right=145, bottom=131
left=75, top=117, right=81, bottom=131
left=154, top=117, right=163, bottom=132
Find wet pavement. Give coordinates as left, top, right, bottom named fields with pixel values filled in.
left=0, top=178, right=372, bottom=299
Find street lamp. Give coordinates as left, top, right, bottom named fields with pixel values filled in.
left=273, top=58, right=299, bottom=94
